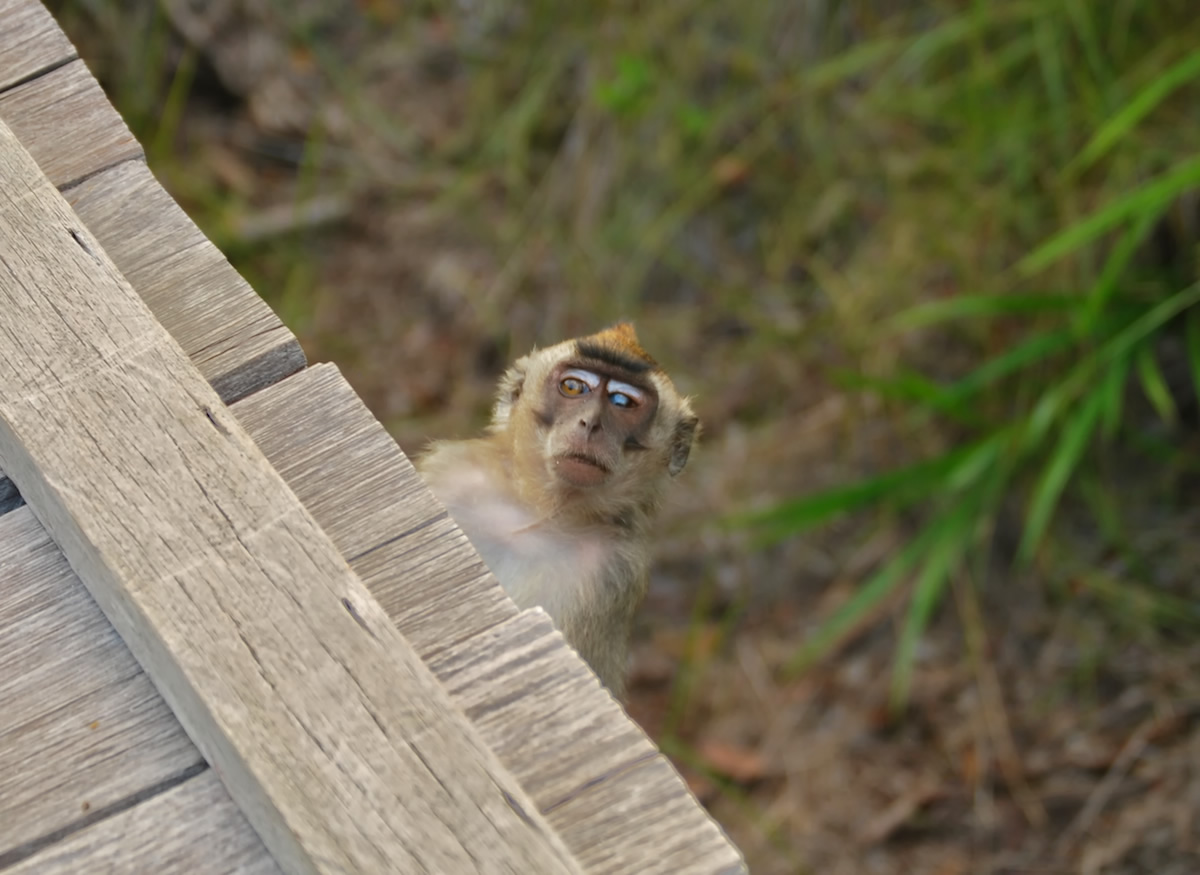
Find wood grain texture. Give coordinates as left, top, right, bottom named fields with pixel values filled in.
left=0, top=507, right=204, bottom=857
left=0, top=120, right=579, bottom=875
left=429, top=611, right=748, bottom=875
left=230, top=363, right=517, bottom=655
left=0, top=0, right=76, bottom=92
left=64, top=160, right=306, bottom=402
left=4, top=770, right=280, bottom=875
left=0, top=59, right=140, bottom=188
left=0, top=368, right=508, bottom=856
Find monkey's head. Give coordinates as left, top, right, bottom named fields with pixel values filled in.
left=491, top=323, right=699, bottom=510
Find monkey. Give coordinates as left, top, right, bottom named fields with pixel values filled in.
left=417, top=323, right=699, bottom=698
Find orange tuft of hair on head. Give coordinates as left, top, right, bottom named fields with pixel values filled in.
left=581, top=322, right=658, bottom=369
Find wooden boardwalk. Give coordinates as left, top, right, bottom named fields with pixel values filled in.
left=0, top=2, right=745, bottom=872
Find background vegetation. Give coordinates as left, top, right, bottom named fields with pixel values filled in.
left=51, top=0, right=1200, bottom=871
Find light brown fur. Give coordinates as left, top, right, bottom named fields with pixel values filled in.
left=418, top=324, right=698, bottom=697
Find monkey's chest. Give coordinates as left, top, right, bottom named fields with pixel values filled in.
left=448, top=503, right=611, bottom=627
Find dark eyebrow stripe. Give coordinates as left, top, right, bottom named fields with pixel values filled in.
left=575, top=340, right=655, bottom=374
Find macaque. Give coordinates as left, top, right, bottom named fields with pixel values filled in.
left=418, top=323, right=699, bottom=698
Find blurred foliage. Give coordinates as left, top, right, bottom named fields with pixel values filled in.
left=49, top=0, right=1200, bottom=713
left=733, top=3, right=1200, bottom=705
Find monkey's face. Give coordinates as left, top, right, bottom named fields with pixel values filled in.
left=539, top=360, right=660, bottom=489
left=492, top=325, right=700, bottom=508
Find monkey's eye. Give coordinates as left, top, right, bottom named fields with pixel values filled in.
left=560, top=368, right=602, bottom=398
left=560, top=377, right=590, bottom=396
left=607, top=380, right=644, bottom=409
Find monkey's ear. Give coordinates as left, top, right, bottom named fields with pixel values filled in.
left=491, top=357, right=529, bottom=427
left=667, top=414, right=699, bottom=476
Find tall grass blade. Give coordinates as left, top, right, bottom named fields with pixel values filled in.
left=1098, top=353, right=1132, bottom=440
left=738, top=437, right=1006, bottom=540
left=890, top=523, right=965, bottom=707
left=890, top=293, right=1077, bottom=331
left=786, top=522, right=939, bottom=675
left=833, top=370, right=977, bottom=424
left=1134, top=341, right=1177, bottom=426
left=1070, top=50, right=1200, bottom=176
left=1094, top=281, right=1200, bottom=367
left=1080, top=209, right=1166, bottom=331
left=1018, top=387, right=1106, bottom=564
left=1018, top=157, right=1200, bottom=276
left=941, top=329, right=1075, bottom=405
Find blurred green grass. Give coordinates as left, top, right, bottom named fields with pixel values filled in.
left=47, top=0, right=1200, bottom=861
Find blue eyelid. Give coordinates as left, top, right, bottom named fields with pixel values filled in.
left=607, top=379, right=644, bottom=408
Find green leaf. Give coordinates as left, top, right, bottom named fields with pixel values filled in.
left=1018, top=156, right=1200, bottom=276
left=594, top=55, right=655, bottom=117
left=892, top=1, right=1039, bottom=72
left=1098, top=353, right=1132, bottom=440
left=833, top=370, right=977, bottom=425
left=942, top=432, right=1008, bottom=492
left=1018, top=386, right=1106, bottom=564
left=890, top=528, right=963, bottom=707
left=890, top=293, right=1077, bottom=331
left=1134, top=341, right=1177, bottom=426
left=805, top=38, right=901, bottom=91
left=1079, top=208, right=1166, bottom=332
left=786, top=522, right=938, bottom=675
left=735, top=440, right=999, bottom=539
left=1069, top=49, right=1200, bottom=176
left=941, top=329, right=1075, bottom=405
left=1094, top=280, right=1200, bottom=367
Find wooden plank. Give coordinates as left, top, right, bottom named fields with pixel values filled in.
left=0, top=0, right=77, bottom=92
left=3, top=770, right=280, bottom=874
left=0, top=508, right=204, bottom=854
left=0, top=120, right=580, bottom=874
left=548, top=756, right=746, bottom=875
left=0, top=365, right=508, bottom=854
left=428, top=611, right=747, bottom=875
left=0, top=59, right=140, bottom=188
left=0, top=385, right=744, bottom=874
left=230, top=363, right=517, bottom=654
left=64, top=160, right=306, bottom=402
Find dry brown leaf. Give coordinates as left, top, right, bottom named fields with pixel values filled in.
left=697, top=739, right=768, bottom=784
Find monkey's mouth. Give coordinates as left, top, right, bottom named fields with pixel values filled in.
left=553, top=453, right=610, bottom=487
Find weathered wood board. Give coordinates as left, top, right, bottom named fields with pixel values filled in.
left=0, top=118, right=579, bottom=874
left=3, top=770, right=280, bottom=875
left=0, top=59, right=140, bottom=188
left=230, top=363, right=518, bottom=656
left=429, top=612, right=747, bottom=875
left=64, top=160, right=306, bottom=402
left=0, top=507, right=204, bottom=859
left=0, top=0, right=76, bottom=92
left=0, top=0, right=306, bottom=503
